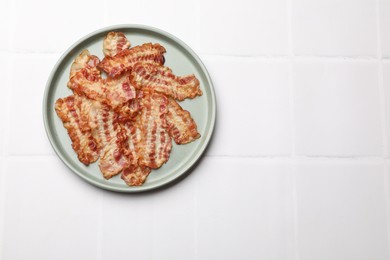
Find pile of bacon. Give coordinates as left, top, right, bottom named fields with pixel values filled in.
left=55, top=32, right=202, bottom=186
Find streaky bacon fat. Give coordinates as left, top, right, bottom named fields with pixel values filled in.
left=103, top=32, right=131, bottom=57
left=69, top=50, right=100, bottom=79
left=131, top=62, right=202, bottom=101
left=68, top=60, right=137, bottom=111
left=121, top=165, right=151, bottom=186
left=79, top=97, right=129, bottom=179
left=56, top=32, right=203, bottom=186
left=98, top=43, right=166, bottom=78
left=55, top=95, right=100, bottom=165
left=164, top=98, right=201, bottom=144
left=138, top=91, right=172, bottom=169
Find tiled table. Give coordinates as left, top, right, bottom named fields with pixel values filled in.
left=1, top=0, right=390, bottom=259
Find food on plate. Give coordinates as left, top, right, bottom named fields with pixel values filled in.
left=165, top=98, right=201, bottom=144
left=55, top=32, right=201, bottom=186
left=131, top=62, right=202, bottom=101
left=103, top=32, right=131, bottom=57
left=98, top=42, right=166, bottom=77
left=55, top=95, right=100, bottom=165
left=136, top=91, right=172, bottom=169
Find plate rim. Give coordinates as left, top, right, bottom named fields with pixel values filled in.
left=42, top=24, right=216, bottom=193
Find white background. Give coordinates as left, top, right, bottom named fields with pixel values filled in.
left=1, top=0, right=390, bottom=259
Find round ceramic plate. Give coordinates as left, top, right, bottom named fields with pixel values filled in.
left=43, top=24, right=216, bottom=193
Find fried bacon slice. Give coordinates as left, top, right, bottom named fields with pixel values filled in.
left=98, top=43, right=166, bottom=78
left=55, top=95, right=100, bottom=165
left=121, top=115, right=143, bottom=165
left=79, top=98, right=128, bottom=179
left=69, top=50, right=100, bottom=79
left=68, top=52, right=137, bottom=111
left=137, top=91, right=172, bottom=169
left=164, top=98, right=201, bottom=144
left=104, top=72, right=137, bottom=108
left=103, top=32, right=131, bottom=57
left=121, top=165, right=152, bottom=186
left=55, top=32, right=203, bottom=187
left=131, top=62, right=202, bottom=101
left=118, top=108, right=151, bottom=186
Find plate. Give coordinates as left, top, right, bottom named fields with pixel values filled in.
left=43, top=24, right=216, bottom=193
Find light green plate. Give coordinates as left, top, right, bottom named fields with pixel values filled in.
left=43, top=25, right=216, bottom=193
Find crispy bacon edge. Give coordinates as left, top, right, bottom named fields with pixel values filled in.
left=103, top=32, right=131, bottom=57
left=55, top=95, right=100, bottom=165
left=131, top=62, right=202, bottom=101
left=137, top=91, right=172, bottom=169
left=98, top=43, right=166, bottom=78
left=164, top=98, right=201, bottom=144
left=96, top=106, right=129, bottom=179
left=69, top=50, right=100, bottom=79
left=121, top=165, right=152, bottom=186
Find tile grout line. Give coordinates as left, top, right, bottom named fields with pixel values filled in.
left=193, top=175, right=199, bottom=260
left=287, top=0, right=301, bottom=259
left=376, top=0, right=390, bottom=257
left=193, top=2, right=201, bottom=259
left=376, top=0, right=388, bottom=158
left=4, top=154, right=390, bottom=163
left=383, top=163, right=390, bottom=259
left=291, top=164, right=301, bottom=260
left=1, top=0, right=15, bottom=158
left=1, top=0, right=15, bottom=235
left=200, top=53, right=380, bottom=61
left=0, top=157, right=6, bottom=260
left=0, top=55, right=13, bottom=259
left=0, top=50, right=62, bottom=55
left=96, top=192, right=103, bottom=260
left=205, top=154, right=388, bottom=160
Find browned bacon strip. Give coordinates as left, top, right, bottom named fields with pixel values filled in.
left=131, top=62, right=202, bottom=101
left=95, top=107, right=128, bottom=179
left=69, top=50, right=100, bottom=79
left=138, top=92, right=172, bottom=169
left=68, top=67, right=105, bottom=101
left=103, top=32, right=131, bottom=57
left=121, top=115, right=143, bottom=165
left=164, top=98, right=201, bottom=144
left=78, top=99, right=128, bottom=179
left=55, top=95, right=100, bottom=165
left=121, top=165, right=151, bottom=186
left=98, top=43, right=166, bottom=78
left=119, top=109, right=152, bottom=186
left=68, top=64, right=137, bottom=111
left=99, top=137, right=129, bottom=179
left=105, top=72, right=137, bottom=108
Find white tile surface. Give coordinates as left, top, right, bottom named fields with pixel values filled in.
left=386, top=161, right=390, bottom=254
left=379, top=0, right=390, bottom=58
left=294, top=61, right=383, bottom=156
left=203, top=56, right=291, bottom=156
left=294, top=161, right=389, bottom=260
left=0, top=156, right=5, bottom=259
left=0, top=0, right=13, bottom=50
left=199, top=0, right=288, bottom=55
left=13, top=0, right=106, bottom=52
left=383, top=62, right=390, bottom=156
left=2, top=0, right=390, bottom=259
left=100, top=172, right=196, bottom=260
left=7, top=54, right=59, bottom=156
left=2, top=156, right=101, bottom=260
left=0, top=53, right=12, bottom=155
left=105, top=0, right=199, bottom=51
left=292, top=0, right=377, bottom=56
left=196, top=157, right=293, bottom=260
